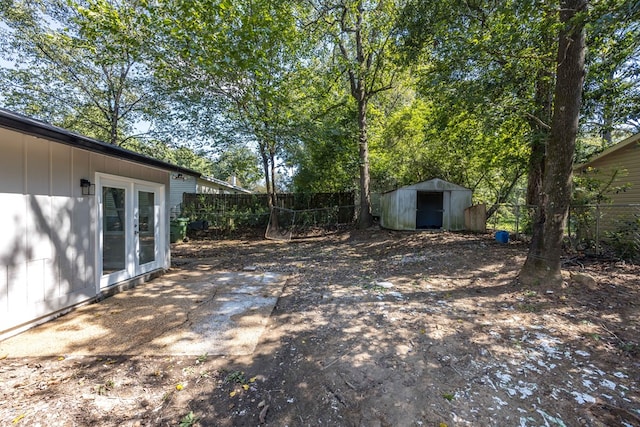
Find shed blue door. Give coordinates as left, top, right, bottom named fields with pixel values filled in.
left=416, top=192, right=443, bottom=229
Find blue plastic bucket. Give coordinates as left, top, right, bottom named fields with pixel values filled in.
left=495, top=230, right=509, bottom=244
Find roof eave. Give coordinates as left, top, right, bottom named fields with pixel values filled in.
left=0, top=109, right=201, bottom=177
left=574, top=133, right=640, bottom=170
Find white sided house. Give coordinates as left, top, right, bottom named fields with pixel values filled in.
left=169, top=173, right=251, bottom=218
left=380, top=178, right=472, bottom=231
left=0, top=109, right=199, bottom=339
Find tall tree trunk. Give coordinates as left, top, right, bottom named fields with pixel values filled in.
left=357, top=93, right=373, bottom=229
left=525, top=2, right=554, bottom=207
left=526, top=75, right=553, bottom=206
left=354, top=0, right=372, bottom=229
left=525, top=50, right=554, bottom=205
left=519, top=0, right=587, bottom=286
left=269, top=146, right=278, bottom=208
left=260, top=146, right=278, bottom=229
left=260, top=147, right=272, bottom=208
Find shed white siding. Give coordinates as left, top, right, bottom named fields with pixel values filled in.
left=0, top=126, right=170, bottom=336
left=380, top=178, right=472, bottom=231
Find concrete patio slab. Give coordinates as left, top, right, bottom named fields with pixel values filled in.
left=0, top=270, right=287, bottom=357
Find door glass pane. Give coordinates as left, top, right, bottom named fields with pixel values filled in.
left=103, top=187, right=126, bottom=274
left=138, top=191, right=155, bottom=265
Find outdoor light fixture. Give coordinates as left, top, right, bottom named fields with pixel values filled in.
left=172, top=173, right=185, bottom=180
left=80, top=178, right=95, bottom=196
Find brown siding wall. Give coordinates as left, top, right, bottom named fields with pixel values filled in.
left=585, top=143, right=640, bottom=204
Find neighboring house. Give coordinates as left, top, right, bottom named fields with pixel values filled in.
left=0, top=109, right=199, bottom=338
left=573, top=133, right=640, bottom=242
left=169, top=173, right=251, bottom=218
left=380, top=178, right=472, bottom=231
left=574, top=132, right=640, bottom=205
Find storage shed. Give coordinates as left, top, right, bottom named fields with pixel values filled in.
left=380, top=178, right=472, bottom=231
left=0, top=109, right=198, bottom=338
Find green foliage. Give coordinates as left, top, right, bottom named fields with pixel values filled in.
left=395, top=1, right=542, bottom=206
left=209, top=145, right=262, bottom=191
left=0, top=0, right=157, bottom=145
left=181, top=194, right=270, bottom=232
left=290, top=99, right=359, bottom=193
left=369, top=91, right=529, bottom=209
left=121, top=139, right=261, bottom=189
left=224, top=370, right=247, bottom=385
left=572, top=167, right=630, bottom=205
left=604, top=213, right=640, bottom=261
left=583, top=0, right=640, bottom=140
left=1, top=0, right=637, bottom=212
left=179, top=411, right=199, bottom=427
left=122, top=139, right=215, bottom=175
left=152, top=0, right=310, bottom=198
left=305, top=0, right=407, bottom=225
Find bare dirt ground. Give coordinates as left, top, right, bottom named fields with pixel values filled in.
left=1, top=229, right=639, bottom=427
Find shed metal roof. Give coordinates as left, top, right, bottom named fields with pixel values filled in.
left=0, top=108, right=201, bottom=177
left=383, top=178, right=471, bottom=194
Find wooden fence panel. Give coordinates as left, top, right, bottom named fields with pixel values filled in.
left=182, top=192, right=356, bottom=224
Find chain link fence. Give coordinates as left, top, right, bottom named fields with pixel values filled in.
left=489, top=203, right=640, bottom=261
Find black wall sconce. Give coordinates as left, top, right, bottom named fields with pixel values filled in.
left=172, top=173, right=187, bottom=180
left=80, top=178, right=95, bottom=196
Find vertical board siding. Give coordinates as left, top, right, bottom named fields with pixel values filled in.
left=26, top=137, right=50, bottom=195
left=442, top=191, right=451, bottom=230
left=398, top=189, right=416, bottom=230
left=1, top=126, right=170, bottom=335
left=170, top=176, right=196, bottom=214
left=450, top=190, right=472, bottom=230
left=0, top=129, right=24, bottom=194
left=379, top=179, right=472, bottom=231
left=7, top=263, right=28, bottom=318
left=26, top=258, right=46, bottom=304
left=51, top=144, right=72, bottom=197
left=0, top=265, right=7, bottom=313
left=28, top=195, right=54, bottom=262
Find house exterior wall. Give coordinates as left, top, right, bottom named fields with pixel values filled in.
left=169, top=175, right=197, bottom=217
left=582, top=142, right=640, bottom=205
left=196, top=178, right=222, bottom=194
left=0, top=127, right=170, bottom=336
left=574, top=136, right=640, bottom=237
left=196, top=177, right=250, bottom=194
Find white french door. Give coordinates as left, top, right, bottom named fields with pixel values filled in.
left=97, top=174, right=164, bottom=288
